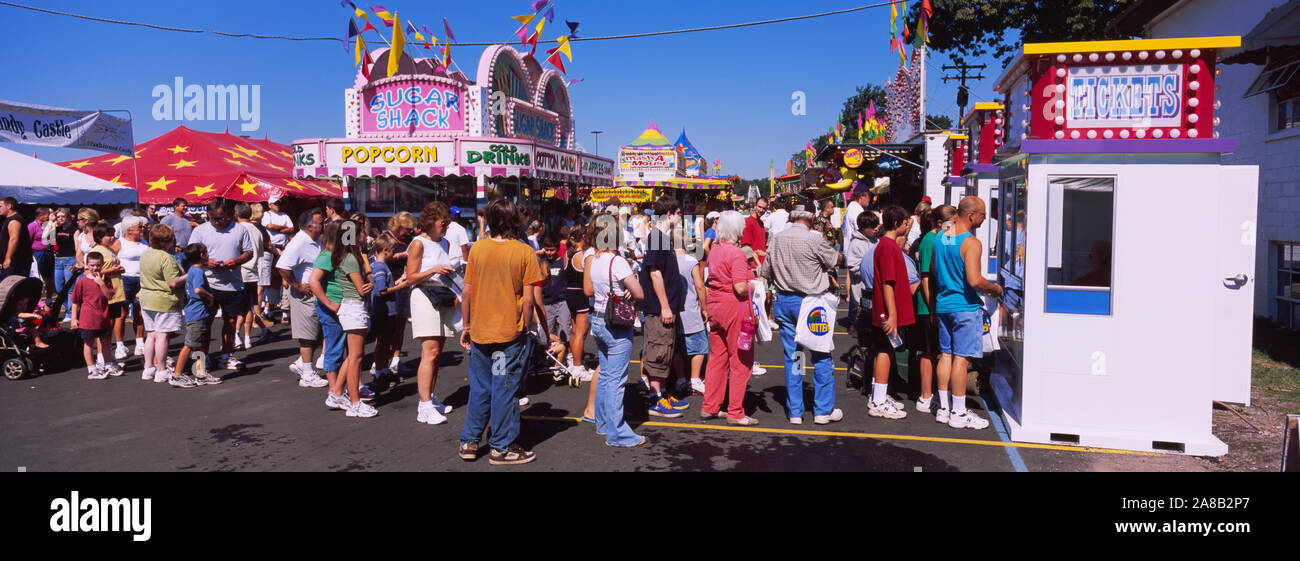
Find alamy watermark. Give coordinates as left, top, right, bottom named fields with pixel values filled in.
left=152, top=77, right=261, bottom=132
left=49, top=490, right=151, bottom=542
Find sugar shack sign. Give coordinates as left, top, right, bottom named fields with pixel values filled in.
left=362, top=77, right=466, bottom=134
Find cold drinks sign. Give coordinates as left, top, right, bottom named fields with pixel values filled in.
left=362, top=78, right=465, bottom=134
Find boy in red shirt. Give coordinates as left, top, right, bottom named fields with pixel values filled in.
left=71, top=252, right=118, bottom=380
left=869, top=205, right=915, bottom=419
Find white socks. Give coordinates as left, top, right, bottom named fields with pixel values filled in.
left=871, top=382, right=887, bottom=405
left=96, top=353, right=105, bottom=365
left=952, top=394, right=967, bottom=414
left=938, top=390, right=951, bottom=411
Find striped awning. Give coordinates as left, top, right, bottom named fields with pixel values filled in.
left=298, top=165, right=532, bottom=180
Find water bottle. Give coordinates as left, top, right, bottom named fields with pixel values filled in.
left=880, top=314, right=904, bottom=349
left=738, top=312, right=755, bottom=351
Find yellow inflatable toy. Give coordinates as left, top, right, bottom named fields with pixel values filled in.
left=825, top=166, right=860, bottom=192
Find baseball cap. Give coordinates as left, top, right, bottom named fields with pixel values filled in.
left=706, top=211, right=721, bottom=220
left=450, top=206, right=461, bottom=217
left=921, top=196, right=932, bottom=203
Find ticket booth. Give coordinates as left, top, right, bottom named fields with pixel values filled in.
left=941, top=133, right=968, bottom=206
left=988, top=36, right=1258, bottom=456
left=961, top=103, right=1005, bottom=278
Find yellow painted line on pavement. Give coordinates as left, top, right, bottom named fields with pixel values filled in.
left=522, top=415, right=1158, bottom=457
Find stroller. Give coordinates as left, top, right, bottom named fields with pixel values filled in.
left=0, top=275, right=73, bottom=380
left=524, top=329, right=582, bottom=388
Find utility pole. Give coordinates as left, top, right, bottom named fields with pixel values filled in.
left=941, top=63, right=986, bottom=128
left=591, top=130, right=604, bottom=156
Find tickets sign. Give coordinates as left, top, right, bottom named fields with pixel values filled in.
left=1067, top=65, right=1183, bottom=128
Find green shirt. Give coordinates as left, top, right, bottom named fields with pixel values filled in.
left=138, top=248, right=184, bottom=313
left=915, top=231, right=936, bottom=316
left=314, top=250, right=362, bottom=302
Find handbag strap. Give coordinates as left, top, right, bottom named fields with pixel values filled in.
left=606, top=255, right=618, bottom=301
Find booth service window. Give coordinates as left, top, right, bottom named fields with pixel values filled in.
left=1045, top=176, right=1114, bottom=316
left=1277, top=243, right=1300, bottom=330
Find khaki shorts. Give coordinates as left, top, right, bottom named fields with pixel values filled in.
left=289, top=290, right=321, bottom=341
left=410, top=286, right=457, bottom=338
left=640, top=314, right=676, bottom=378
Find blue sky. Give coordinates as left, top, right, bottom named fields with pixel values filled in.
left=4, top=0, right=1007, bottom=179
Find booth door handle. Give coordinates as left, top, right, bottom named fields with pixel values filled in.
left=1223, top=274, right=1249, bottom=288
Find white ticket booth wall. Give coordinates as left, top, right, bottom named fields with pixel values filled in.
left=988, top=36, right=1258, bottom=456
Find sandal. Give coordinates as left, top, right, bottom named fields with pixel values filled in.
left=579, top=415, right=596, bottom=424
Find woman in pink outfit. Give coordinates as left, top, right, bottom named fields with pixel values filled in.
left=701, top=211, right=758, bottom=425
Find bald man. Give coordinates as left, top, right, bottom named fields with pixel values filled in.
left=931, top=196, right=1002, bottom=430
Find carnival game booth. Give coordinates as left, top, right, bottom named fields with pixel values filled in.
left=59, top=125, right=343, bottom=206
left=989, top=36, right=1257, bottom=456
left=772, top=173, right=805, bottom=207
left=614, top=123, right=731, bottom=208
left=811, top=143, right=924, bottom=208
left=293, top=45, right=613, bottom=232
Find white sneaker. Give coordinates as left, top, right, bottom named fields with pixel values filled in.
left=346, top=401, right=378, bottom=418
left=106, top=363, right=124, bottom=377
left=388, top=356, right=400, bottom=371
left=814, top=408, right=844, bottom=425
left=868, top=399, right=908, bottom=420
left=571, top=365, right=592, bottom=382
left=114, top=344, right=128, bottom=361
left=948, top=410, right=990, bottom=430
left=417, top=401, right=448, bottom=425
left=325, top=392, right=349, bottom=410
left=86, top=364, right=108, bottom=380
left=225, top=355, right=243, bottom=371
left=133, top=344, right=145, bottom=357
left=298, top=370, right=328, bottom=388
left=518, top=397, right=530, bottom=406
left=233, top=339, right=245, bottom=351
left=751, top=365, right=766, bottom=376
left=243, top=334, right=253, bottom=350
left=788, top=416, right=803, bottom=425
left=153, top=369, right=169, bottom=383
left=166, top=357, right=176, bottom=371
left=690, top=378, right=706, bottom=394
left=915, top=397, right=933, bottom=414
left=141, top=367, right=156, bottom=381
left=935, top=408, right=951, bottom=424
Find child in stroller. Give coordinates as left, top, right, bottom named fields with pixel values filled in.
left=0, top=275, right=71, bottom=379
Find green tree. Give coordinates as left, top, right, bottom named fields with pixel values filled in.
left=917, top=0, right=1137, bottom=67
left=926, top=113, right=954, bottom=130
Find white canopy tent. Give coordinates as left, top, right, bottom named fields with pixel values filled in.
left=0, top=146, right=136, bottom=204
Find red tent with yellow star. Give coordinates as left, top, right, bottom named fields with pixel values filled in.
left=57, top=125, right=343, bottom=205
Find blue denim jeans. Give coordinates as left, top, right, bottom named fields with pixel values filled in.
left=316, top=300, right=346, bottom=373
left=773, top=292, right=835, bottom=417
left=54, top=256, right=77, bottom=298
left=33, top=249, right=54, bottom=287
left=460, top=334, right=528, bottom=453
left=590, top=314, right=640, bottom=446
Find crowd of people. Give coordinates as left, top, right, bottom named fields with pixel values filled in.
left=0, top=184, right=1003, bottom=466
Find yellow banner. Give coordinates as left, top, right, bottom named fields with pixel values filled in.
left=591, top=188, right=653, bottom=203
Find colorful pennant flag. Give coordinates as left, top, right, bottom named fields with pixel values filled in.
left=388, top=12, right=406, bottom=78
left=549, top=35, right=573, bottom=62
left=531, top=0, right=548, bottom=10
left=535, top=17, right=546, bottom=36
left=566, top=20, right=580, bottom=38
left=444, top=18, right=456, bottom=42
left=346, top=19, right=359, bottom=52
left=443, top=18, right=455, bottom=68
left=546, top=50, right=567, bottom=74
left=406, top=21, right=425, bottom=42
left=370, top=4, right=394, bottom=27
left=544, top=5, right=555, bottom=22
left=512, top=14, right=536, bottom=25
left=361, top=46, right=373, bottom=80
left=355, top=34, right=367, bottom=66
left=566, top=78, right=583, bottom=87
left=923, top=0, right=932, bottom=18
left=360, top=17, right=378, bottom=35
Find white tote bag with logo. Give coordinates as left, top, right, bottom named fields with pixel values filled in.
left=749, top=280, right=773, bottom=343
left=794, top=292, right=838, bottom=353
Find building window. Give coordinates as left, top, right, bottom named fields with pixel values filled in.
left=1277, top=242, right=1300, bottom=330
left=1045, top=176, right=1114, bottom=315
left=1277, top=94, right=1300, bottom=132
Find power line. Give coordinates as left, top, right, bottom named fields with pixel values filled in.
left=0, top=0, right=897, bottom=46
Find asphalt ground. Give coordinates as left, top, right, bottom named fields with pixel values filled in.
left=0, top=310, right=1171, bottom=472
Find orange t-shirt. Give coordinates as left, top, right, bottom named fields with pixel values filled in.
left=465, top=238, right=545, bottom=345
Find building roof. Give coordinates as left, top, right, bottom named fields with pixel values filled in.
left=625, top=121, right=674, bottom=149
left=1109, top=0, right=1180, bottom=36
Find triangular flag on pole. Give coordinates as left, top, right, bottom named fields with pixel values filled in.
left=531, top=0, right=548, bottom=10
left=923, top=0, right=933, bottom=17
left=443, top=18, right=456, bottom=42
left=535, top=17, right=545, bottom=36
left=361, top=18, right=378, bottom=35
left=370, top=4, right=394, bottom=26
left=346, top=19, right=359, bottom=52
left=512, top=14, right=535, bottom=25
left=565, top=20, right=580, bottom=38
left=362, top=48, right=372, bottom=80
left=406, top=21, right=425, bottom=42
left=388, top=12, right=406, bottom=78
left=355, top=34, right=366, bottom=66
left=546, top=50, right=567, bottom=74
left=553, top=35, right=573, bottom=61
